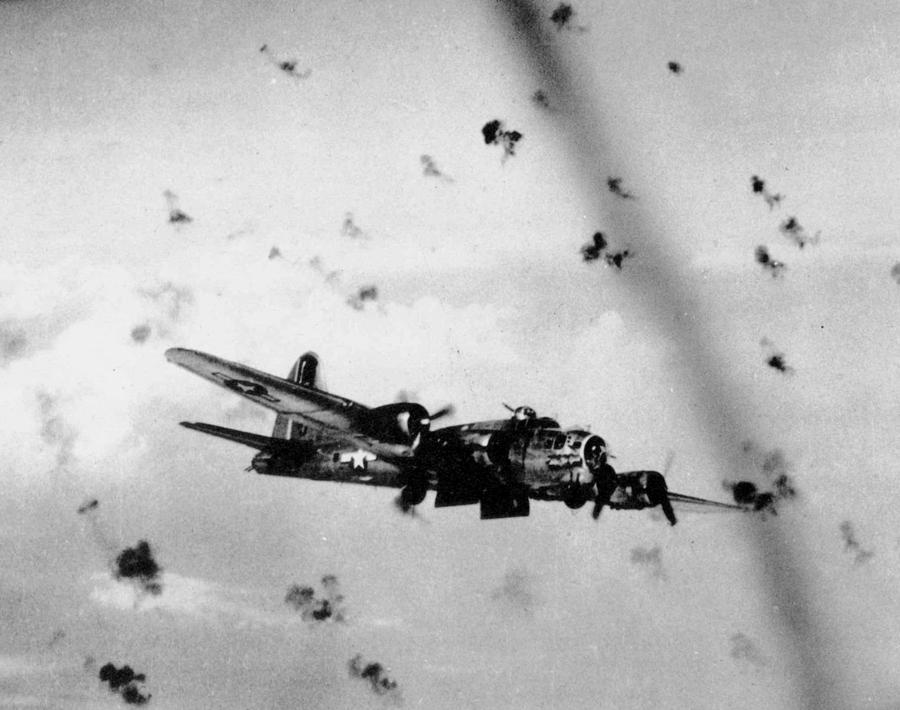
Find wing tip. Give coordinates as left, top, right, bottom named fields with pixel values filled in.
left=165, top=347, right=208, bottom=364
left=165, top=347, right=188, bottom=362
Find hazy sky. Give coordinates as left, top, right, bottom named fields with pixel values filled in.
left=2, top=1, right=900, bottom=708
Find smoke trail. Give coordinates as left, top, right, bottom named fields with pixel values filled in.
left=491, top=3, right=845, bottom=705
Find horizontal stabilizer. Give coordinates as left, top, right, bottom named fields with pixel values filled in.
left=180, top=421, right=280, bottom=451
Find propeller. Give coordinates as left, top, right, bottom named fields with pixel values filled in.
left=591, top=460, right=617, bottom=520
left=396, top=391, right=454, bottom=425
left=429, top=404, right=455, bottom=421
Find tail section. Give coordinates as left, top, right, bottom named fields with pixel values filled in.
left=272, top=352, right=323, bottom=440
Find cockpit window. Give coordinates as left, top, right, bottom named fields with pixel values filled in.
left=553, top=434, right=566, bottom=449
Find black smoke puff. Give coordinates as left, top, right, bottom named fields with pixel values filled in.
left=481, top=120, right=523, bottom=161
left=580, top=232, right=607, bottom=262
left=725, top=444, right=797, bottom=515
left=420, top=155, right=451, bottom=181
left=482, top=120, right=501, bottom=145
left=750, top=175, right=783, bottom=209
left=839, top=521, right=874, bottom=564
left=163, top=190, right=192, bottom=225
left=755, top=246, right=786, bottom=276
left=77, top=498, right=99, bottom=514
left=347, top=285, right=378, bottom=311
left=98, top=663, right=151, bottom=705
left=260, top=43, right=311, bottom=79
left=550, top=3, right=574, bottom=29
left=114, top=541, right=162, bottom=596
left=779, top=216, right=818, bottom=247
left=604, top=250, right=632, bottom=269
left=532, top=89, right=551, bottom=109
left=285, top=575, right=345, bottom=622
left=766, top=354, right=792, bottom=374
left=348, top=654, right=399, bottom=696
left=607, top=177, right=635, bottom=200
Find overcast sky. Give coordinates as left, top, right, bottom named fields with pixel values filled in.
left=2, top=0, right=900, bottom=708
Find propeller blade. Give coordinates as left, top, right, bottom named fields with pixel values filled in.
left=663, top=451, right=675, bottom=477
left=430, top=404, right=455, bottom=421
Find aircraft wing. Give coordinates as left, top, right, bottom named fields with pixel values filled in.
left=166, top=348, right=369, bottom=446
left=668, top=492, right=745, bottom=513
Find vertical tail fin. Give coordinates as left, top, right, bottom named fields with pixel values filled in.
left=272, top=352, right=323, bottom=440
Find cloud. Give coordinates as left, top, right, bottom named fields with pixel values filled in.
left=0, top=246, right=517, bottom=496
left=90, top=571, right=304, bottom=630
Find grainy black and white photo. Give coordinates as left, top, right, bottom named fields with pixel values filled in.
left=1, top=1, right=898, bottom=708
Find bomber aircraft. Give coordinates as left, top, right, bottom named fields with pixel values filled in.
left=166, top=349, right=741, bottom=523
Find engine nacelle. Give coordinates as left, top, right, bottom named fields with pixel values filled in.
left=250, top=441, right=319, bottom=476
left=365, top=403, right=432, bottom=446
left=250, top=451, right=291, bottom=475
